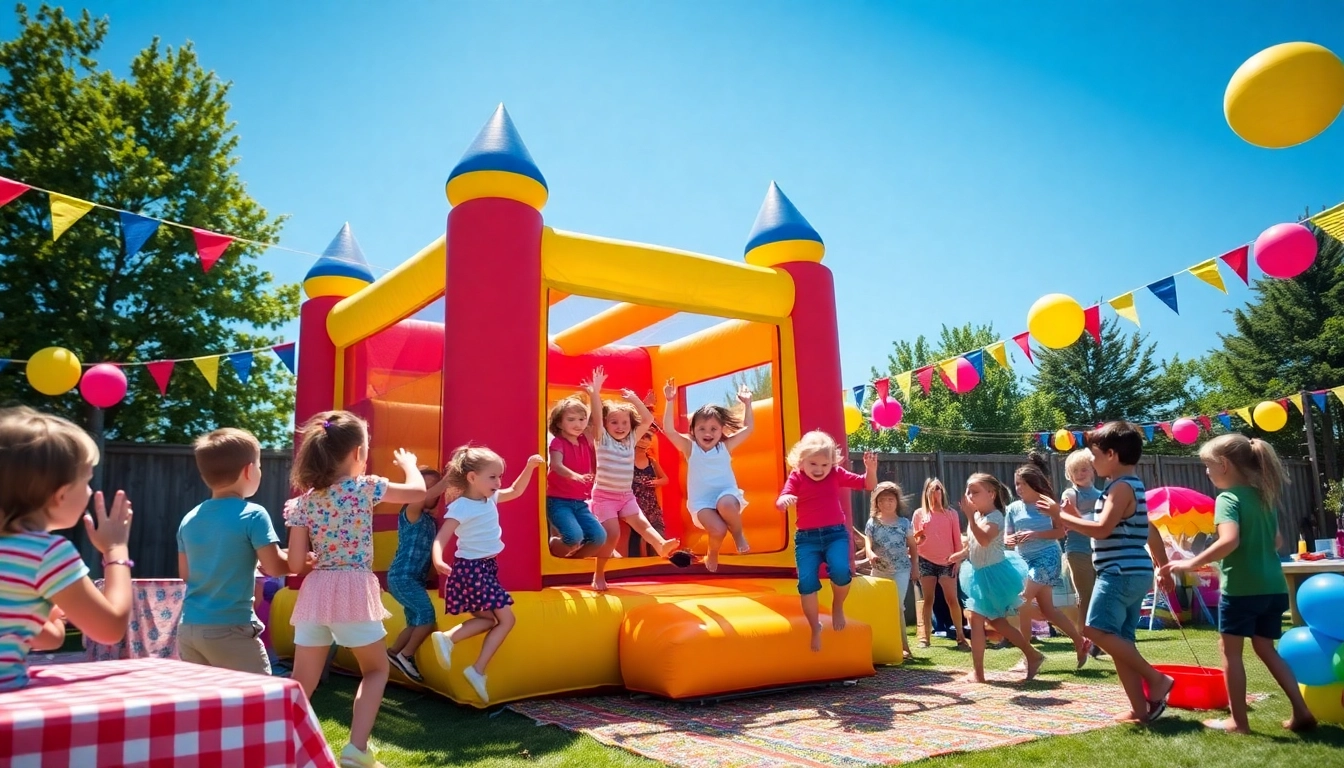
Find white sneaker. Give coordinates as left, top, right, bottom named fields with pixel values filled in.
left=463, top=666, right=489, bottom=703
left=431, top=632, right=454, bottom=671
left=339, top=742, right=386, bottom=768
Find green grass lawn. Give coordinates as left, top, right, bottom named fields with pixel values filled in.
left=309, top=625, right=1343, bottom=767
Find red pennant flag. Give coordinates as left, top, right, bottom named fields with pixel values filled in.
left=875, top=378, right=889, bottom=401
left=146, top=360, right=174, bottom=395
left=1158, top=421, right=1174, bottom=439
left=1198, top=415, right=1213, bottom=432
left=1083, top=305, right=1101, bottom=344
left=192, top=228, right=233, bottom=272
left=916, top=366, right=934, bottom=395
left=0, top=177, right=30, bottom=207
left=1278, top=398, right=1290, bottom=411
left=1012, top=332, right=1034, bottom=364
left=1219, top=245, right=1249, bottom=285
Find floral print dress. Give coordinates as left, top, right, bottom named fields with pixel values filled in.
left=284, top=475, right=391, bottom=625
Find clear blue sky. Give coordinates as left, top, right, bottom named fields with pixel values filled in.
left=7, top=1, right=1344, bottom=398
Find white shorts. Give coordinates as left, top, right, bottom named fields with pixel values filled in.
left=293, top=620, right=386, bottom=648
left=689, top=490, right=748, bottom=528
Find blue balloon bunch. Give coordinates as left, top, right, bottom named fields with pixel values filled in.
left=1279, top=573, right=1344, bottom=721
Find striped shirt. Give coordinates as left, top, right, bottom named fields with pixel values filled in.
left=594, top=431, right=636, bottom=493
left=1091, top=475, right=1153, bottom=576
left=0, top=531, right=89, bottom=690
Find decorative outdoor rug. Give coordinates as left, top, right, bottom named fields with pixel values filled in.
left=510, top=667, right=1184, bottom=767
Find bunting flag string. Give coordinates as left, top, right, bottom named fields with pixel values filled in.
left=916, top=367, right=934, bottom=395
left=1188, top=259, right=1227, bottom=294
left=0, top=177, right=31, bottom=207
left=894, top=371, right=913, bottom=401
left=1287, top=393, right=1305, bottom=415
left=1012, top=332, right=1034, bottom=364
left=118, top=211, right=160, bottom=258
left=193, top=356, right=220, bottom=391
left=874, top=377, right=890, bottom=401
left=227, top=351, right=254, bottom=385
left=1146, top=276, right=1180, bottom=314
left=1220, top=245, right=1250, bottom=285
left=851, top=384, right=868, bottom=408
left=49, top=194, right=95, bottom=241
left=986, top=341, right=1009, bottom=370
left=1109, top=292, right=1140, bottom=326
left=1083, top=304, right=1101, bottom=344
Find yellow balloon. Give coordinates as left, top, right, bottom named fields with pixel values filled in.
left=1027, top=294, right=1085, bottom=349
left=1252, top=400, right=1288, bottom=432
left=1053, top=429, right=1074, bottom=451
left=25, top=346, right=82, bottom=396
left=843, top=403, right=863, bottom=435
left=1301, top=683, right=1344, bottom=724
left=1226, top=42, right=1344, bottom=149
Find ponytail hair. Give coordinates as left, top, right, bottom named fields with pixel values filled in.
left=1014, top=451, right=1055, bottom=499
left=1200, top=433, right=1287, bottom=510
left=967, top=472, right=1011, bottom=512
left=444, top=444, right=505, bottom=491
left=292, top=410, right=367, bottom=491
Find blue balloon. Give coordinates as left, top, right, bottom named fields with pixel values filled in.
left=1278, top=626, right=1343, bottom=687
left=1299, top=573, right=1344, bottom=641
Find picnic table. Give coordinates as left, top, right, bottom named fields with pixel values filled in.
left=1282, top=559, right=1344, bottom=625
left=0, top=657, right=336, bottom=768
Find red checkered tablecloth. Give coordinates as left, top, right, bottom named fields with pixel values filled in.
left=0, top=658, right=337, bottom=768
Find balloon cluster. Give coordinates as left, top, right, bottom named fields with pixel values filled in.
left=24, top=346, right=129, bottom=408
left=1278, top=573, right=1344, bottom=723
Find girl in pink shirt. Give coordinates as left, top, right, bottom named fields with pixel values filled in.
left=911, top=478, right=969, bottom=649
left=775, top=431, right=876, bottom=652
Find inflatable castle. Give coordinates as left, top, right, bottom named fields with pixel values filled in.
left=269, top=105, right=903, bottom=706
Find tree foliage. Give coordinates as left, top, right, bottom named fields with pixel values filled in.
left=0, top=5, right=298, bottom=445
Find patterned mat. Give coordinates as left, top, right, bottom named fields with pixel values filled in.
left=510, top=667, right=1164, bottom=767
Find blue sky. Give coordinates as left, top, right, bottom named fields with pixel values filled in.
left=6, top=1, right=1344, bottom=400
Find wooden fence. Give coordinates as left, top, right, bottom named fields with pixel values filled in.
left=73, top=443, right=1323, bottom=578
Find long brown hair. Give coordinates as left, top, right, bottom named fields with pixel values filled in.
left=1201, top=434, right=1288, bottom=510
left=689, top=404, right=743, bottom=435
left=547, top=396, right=589, bottom=437
left=920, top=477, right=949, bottom=512
left=0, top=407, right=99, bottom=533
left=1014, top=451, right=1055, bottom=499
left=870, top=481, right=905, bottom=519
left=291, top=410, right=367, bottom=491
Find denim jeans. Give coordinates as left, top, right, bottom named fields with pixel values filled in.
left=546, top=497, right=606, bottom=547
left=795, top=524, right=853, bottom=595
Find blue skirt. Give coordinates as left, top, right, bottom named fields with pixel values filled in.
left=959, top=552, right=1029, bottom=620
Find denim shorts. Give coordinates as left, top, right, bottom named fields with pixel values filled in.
left=546, top=496, right=606, bottom=547
left=795, top=524, right=853, bottom=595
left=917, top=556, right=955, bottom=580
left=1219, top=592, right=1289, bottom=639
left=1086, top=570, right=1152, bottom=642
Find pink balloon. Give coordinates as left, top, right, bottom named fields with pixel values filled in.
left=80, top=363, right=127, bottom=408
left=950, top=357, right=980, bottom=394
left=871, top=397, right=904, bottom=428
left=1254, top=223, right=1317, bottom=279
left=1172, top=417, right=1200, bottom=445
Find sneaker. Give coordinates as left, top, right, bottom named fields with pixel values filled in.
left=463, top=666, right=490, bottom=703
left=389, top=651, right=423, bottom=683
left=431, top=632, right=454, bottom=671
left=339, top=742, right=386, bottom=768
left=1090, top=644, right=1106, bottom=659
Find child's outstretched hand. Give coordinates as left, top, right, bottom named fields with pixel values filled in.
left=1157, top=560, right=1191, bottom=580
left=663, top=378, right=677, bottom=401
left=776, top=494, right=798, bottom=511
left=589, top=366, right=607, bottom=392
left=1034, top=496, right=1061, bottom=517
left=393, top=448, right=418, bottom=471
left=621, top=389, right=642, bottom=406
left=525, top=454, right=546, bottom=470
left=736, top=384, right=753, bottom=405
left=433, top=559, right=451, bottom=576
left=85, top=490, right=133, bottom=555
left=644, top=390, right=656, bottom=407
left=862, top=451, right=877, bottom=472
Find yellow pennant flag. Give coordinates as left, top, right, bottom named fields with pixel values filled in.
left=986, top=341, right=1010, bottom=370
left=1108, top=293, right=1140, bottom=326
left=49, top=194, right=94, bottom=241
left=1333, top=386, right=1344, bottom=407
left=1310, top=201, right=1344, bottom=242
left=895, top=371, right=913, bottom=401
left=193, top=356, right=220, bottom=390
left=1287, top=393, right=1305, bottom=414
left=1234, top=406, right=1254, bottom=426
left=1188, top=259, right=1227, bottom=294
left=938, top=359, right=959, bottom=388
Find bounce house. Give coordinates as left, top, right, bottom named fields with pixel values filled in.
left=269, top=105, right=903, bottom=706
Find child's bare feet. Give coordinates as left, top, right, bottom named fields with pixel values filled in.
left=1075, top=638, right=1093, bottom=669
left=810, top=622, right=823, bottom=652
left=1024, top=651, right=1045, bottom=681
left=1284, top=715, right=1317, bottom=733
left=1203, top=718, right=1250, bottom=734
left=959, top=672, right=986, bottom=683
left=591, top=576, right=608, bottom=592
left=732, top=531, right=750, bottom=553
left=704, top=550, right=719, bottom=572
left=831, top=605, right=847, bottom=631
left=657, top=538, right=681, bottom=558
left=1113, top=711, right=1144, bottom=724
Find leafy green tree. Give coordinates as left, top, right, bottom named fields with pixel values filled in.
left=724, top=365, right=772, bottom=405
left=0, top=5, right=297, bottom=445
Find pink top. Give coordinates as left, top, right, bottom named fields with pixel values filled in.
left=284, top=475, right=392, bottom=624
left=911, top=507, right=963, bottom=565
left=547, top=434, right=594, bottom=500
left=782, top=467, right=867, bottom=530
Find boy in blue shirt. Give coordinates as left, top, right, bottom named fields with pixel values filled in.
left=178, top=428, right=302, bottom=674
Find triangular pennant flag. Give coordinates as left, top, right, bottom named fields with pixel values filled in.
left=938, top=359, right=959, bottom=390
left=986, top=341, right=1010, bottom=370
left=227, top=351, right=254, bottom=384
left=1038, top=432, right=1049, bottom=448
left=1278, top=398, right=1290, bottom=412
left=118, top=211, right=160, bottom=257
left=907, top=425, right=920, bottom=441
left=1219, top=245, right=1250, bottom=285
left=1158, top=422, right=1174, bottom=439
left=1108, top=292, right=1140, bottom=326
left=48, top=193, right=94, bottom=241
left=1083, top=305, right=1102, bottom=344
left=193, top=356, right=220, bottom=390
left=1012, top=332, right=1034, bottom=364
left=852, top=384, right=867, bottom=408
left=1072, top=431, right=1084, bottom=447
left=272, top=342, right=296, bottom=375
left=192, top=228, right=233, bottom=272
left=1147, top=276, right=1179, bottom=314
left=1287, top=394, right=1305, bottom=415
left=965, top=349, right=985, bottom=379
left=916, top=367, right=933, bottom=395
left=1334, top=387, right=1344, bottom=407
left=1312, top=392, right=1327, bottom=412
left=1198, top=415, right=1213, bottom=432
left=1217, top=412, right=1232, bottom=430
left=146, top=360, right=174, bottom=395
left=0, top=359, right=7, bottom=372
left=1188, top=259, right=1227, bottom=294
left=874, top=378, right=890, bottom=401
left=1234, top=407, right=1254, bottom=426
left=1142, top=424, right=1156, bottom=442
left=0, top=177, right=31, bottom=207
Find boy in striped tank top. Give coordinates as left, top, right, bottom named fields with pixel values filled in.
left=585, top=367, right=681, bottom=591
left=1038, top=421, right=1175, bottom=725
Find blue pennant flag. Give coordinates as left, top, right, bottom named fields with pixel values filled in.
left=1147, top=276, right=1179, bottom=314
left=907, top=425, right=920, bottom=441
left=119, top=211, right=160, bottom=257
left=1038, top=432, right=1049, bottom=448
left=1217, top=412, right=1232, bottom=430
left=852, top=384, right=867, bottom=407
left=965, top=349, right=985, bottom=379
left=1142, top=424, right=1156, bottom=442
left=272, top=343, right=296, bottom=375
left=1312, top=393, right=1327, bottom=412
left=1072, top=431, right=1084, bottom=448
left=0, top=359, right=7, bottom=373
left=227, top=351, right=254, bottom=384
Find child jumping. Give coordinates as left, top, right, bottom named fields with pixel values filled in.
left=429, top=445, right=545, bottom=703
left=0, top=407, right=133, bottom=691
left=386, top=467, right=459, bottom=683
left=864, top=481, right=917, bottom=660
left=1061, top=449, right=1103, bottom=655
left=546, top=395, right=605, bottom=557
left=662, top=377, right=754, bottom=571
left=1037, top=421, right=1174, bottom=724
left=775, top=432, right=877, bottom=651
left=285, top=411, right=427, bottom=768
left=1159, top=434, right=1316, bottom=734
left=585, top=367, right=680, bottom=590
left=956, top=472, right=1043, bottom=683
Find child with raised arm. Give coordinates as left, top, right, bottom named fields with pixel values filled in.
left=0, top=407, right=134, bottom=691
left=661, top=378, right=754, bottom=572
left=429, top=446, right=545, bottom=703
left=584, top=367, right=680, bottom=590
left=1159, top=434, right=1315, bottom=734
left=776, top=431, right=877, bottom=651
left=545, top=395, right=605, bottom=557
left=284, top=411, right=427, bottom=768
left=386, top=467, right=460, bottom=683
left=864, top=481, right=917, bottom=660
left=1037, top=421, right=1175, bottom=725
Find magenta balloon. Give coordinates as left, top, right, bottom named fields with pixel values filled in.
left=1171, top=417, right=1200, bottom=445
left=1254, top=223, right=1318, bottom=279
left=872, top=397, right=904, bottom=428
left=951, top=357, right=980, bottom=394
left=80, top=363, right=127, bottom=408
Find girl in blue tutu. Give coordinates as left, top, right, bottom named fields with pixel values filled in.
left=954, top=472, right=1044, bottom=683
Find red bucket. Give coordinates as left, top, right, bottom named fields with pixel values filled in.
left=1144, top=664, right=1228, bottom=710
